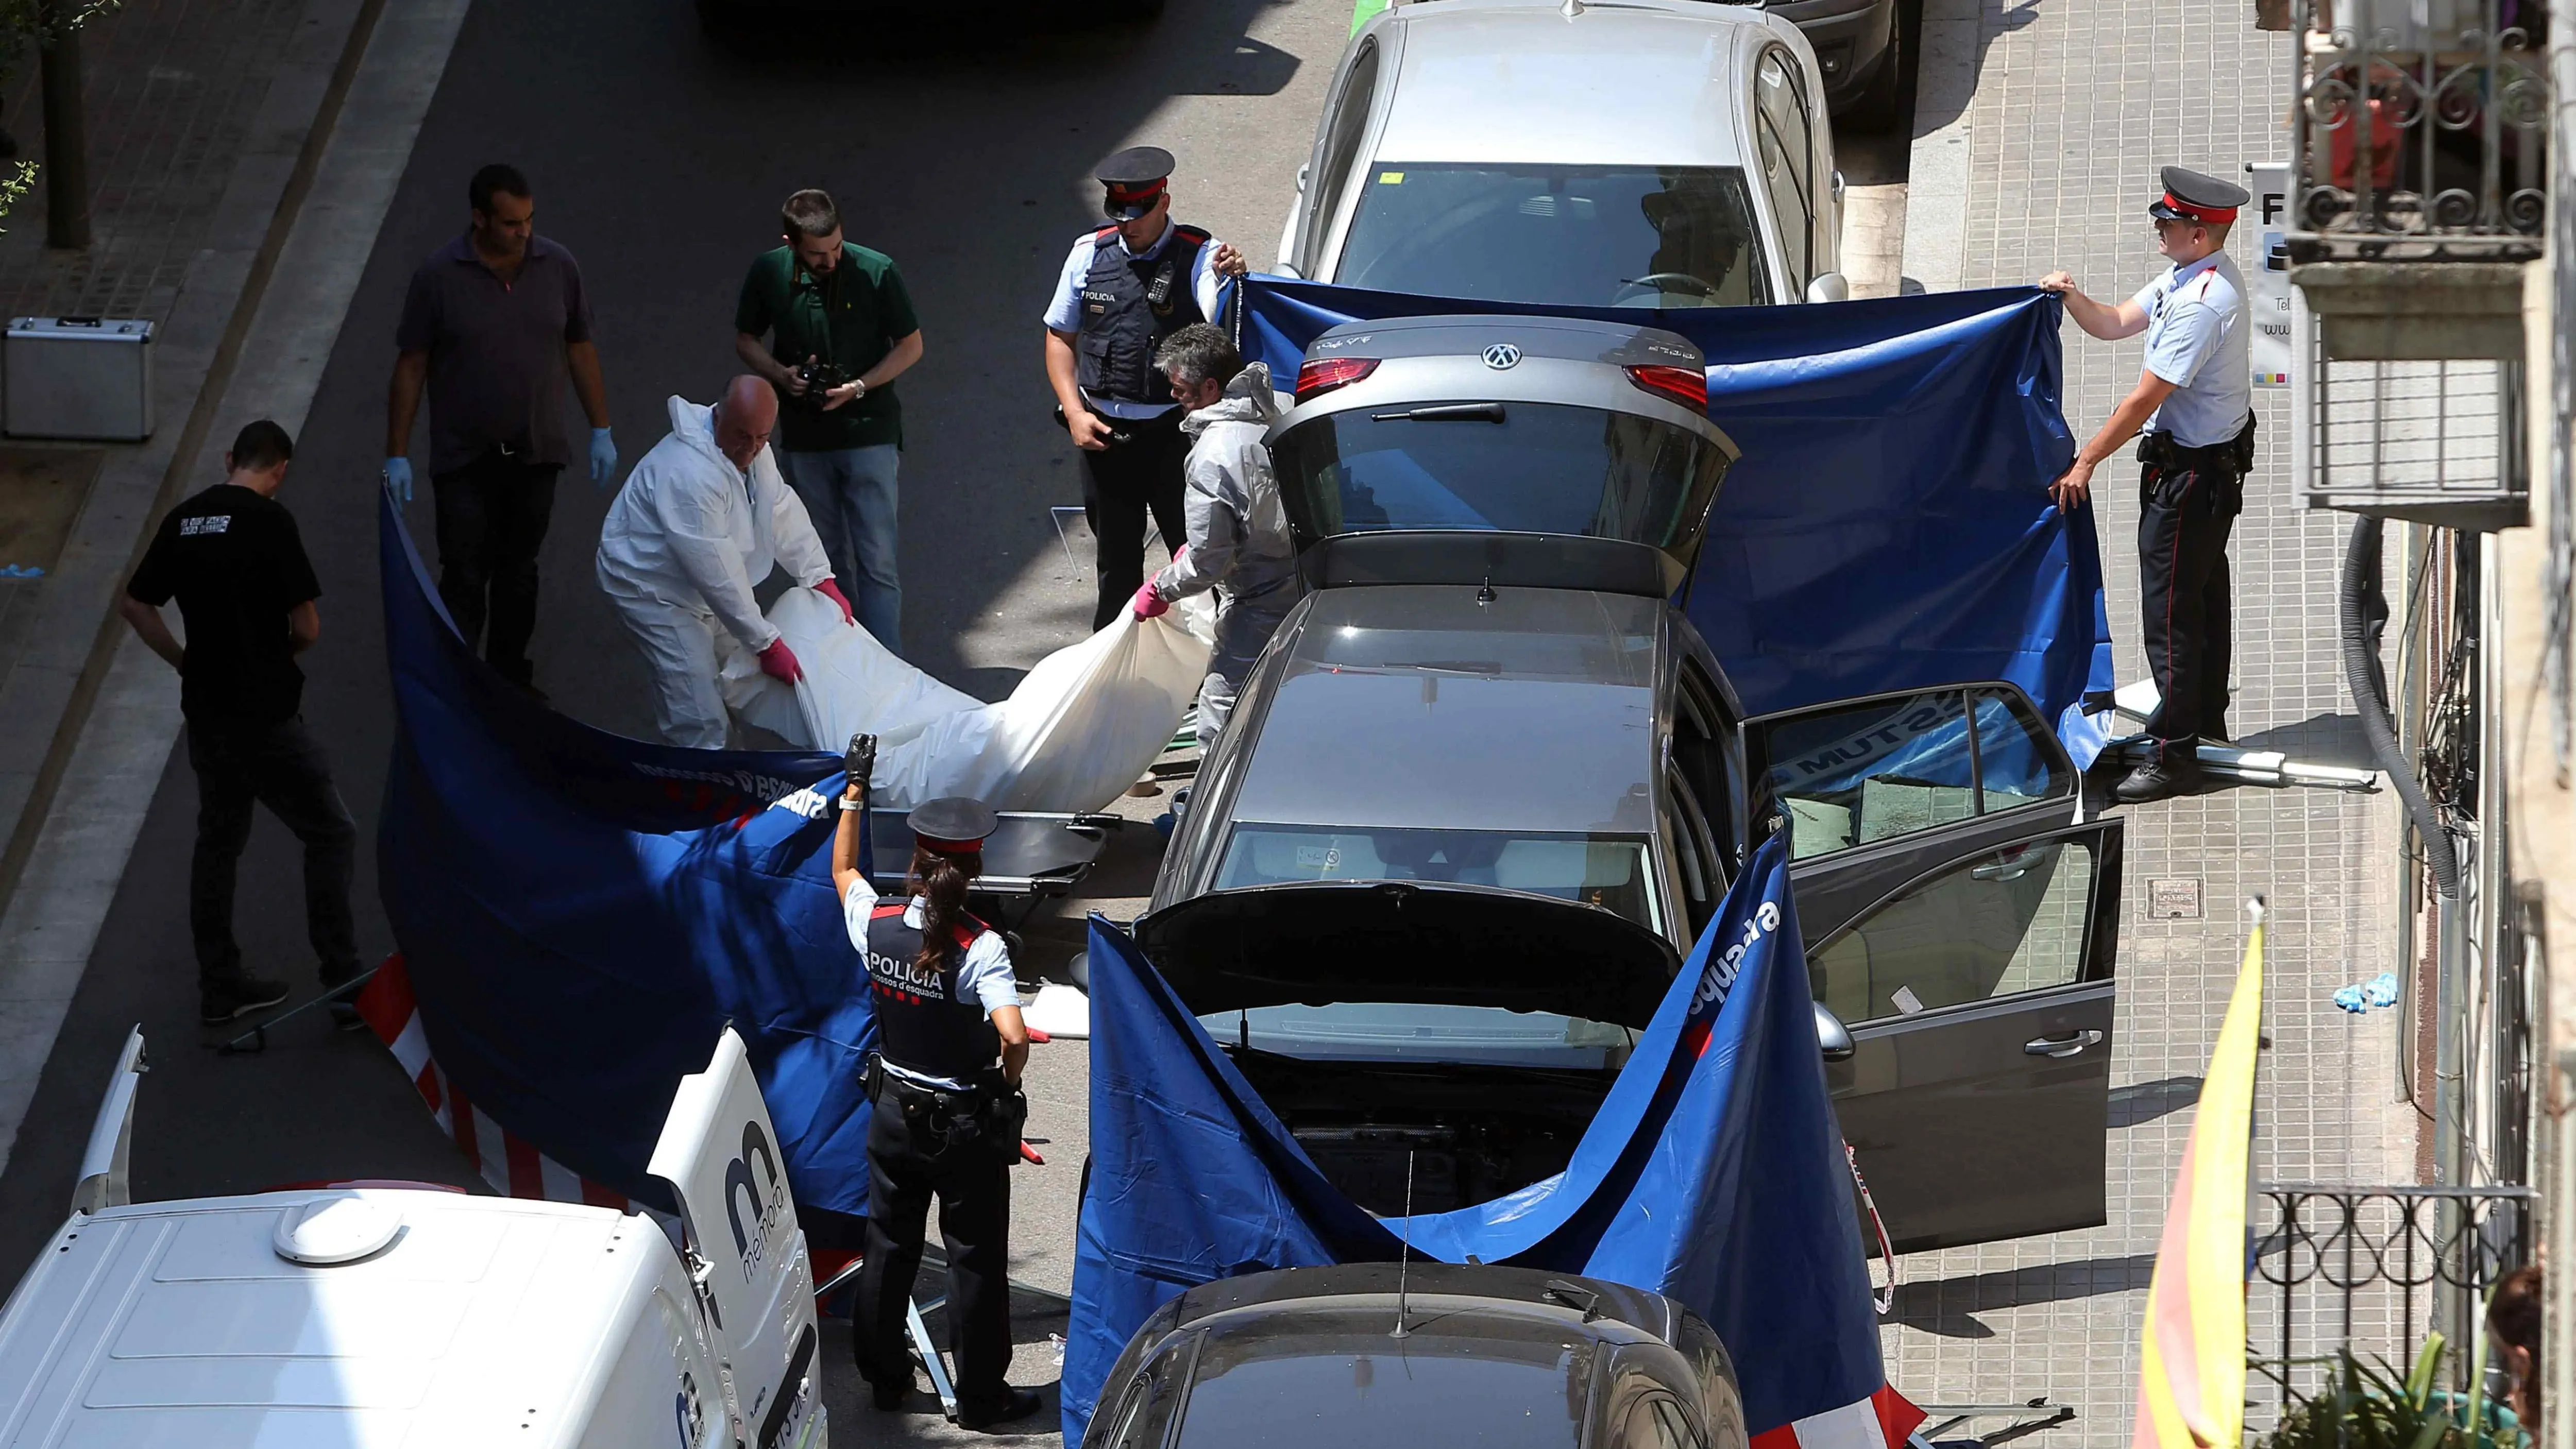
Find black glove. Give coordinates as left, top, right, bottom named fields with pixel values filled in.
left=845, top=733, right=877, bottom=800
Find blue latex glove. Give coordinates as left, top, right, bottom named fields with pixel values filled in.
left=2363, top=971, right=2400, bottom=1009
left=2332, top=983, right=2367, bottom=1014
left=588, top=427, right=618, bottom=487
left=383, top=457, right=413, bottom=504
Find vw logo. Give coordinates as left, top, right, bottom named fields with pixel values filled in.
left=1481, top=344, right=1522, bottom=370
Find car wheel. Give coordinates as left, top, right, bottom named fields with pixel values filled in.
left=1838, top=23, right=1906, bottom=133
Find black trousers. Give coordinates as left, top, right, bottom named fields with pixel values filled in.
left=854, top=1083, right=1015, bottom=1408
left=2135, top=444, right=2247, bottom=760
left=432, top=451, right=560, bottom=686
left=185, top=715, right=359, bottom=986
left=1079, top=410, right=1188, bottom=630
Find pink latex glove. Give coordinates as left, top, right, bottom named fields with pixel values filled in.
left=813, top=577, right=854, bottom=626
left=1131, top=580, right=1171, bottom=620
left=757, top=638, right=803, bottom=684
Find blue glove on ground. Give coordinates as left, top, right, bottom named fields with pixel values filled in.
left=383, top=457, right=412, bottom=504
left=589, top=427, right=617, bottom=486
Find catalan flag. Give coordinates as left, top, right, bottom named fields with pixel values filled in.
left=2133, top=902, right=2265, bottom=1449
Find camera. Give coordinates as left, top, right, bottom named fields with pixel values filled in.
left=794, top=359, right=850, bottom=402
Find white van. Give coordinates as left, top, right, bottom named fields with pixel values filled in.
left=0, top=1027, right=825, bottom=1448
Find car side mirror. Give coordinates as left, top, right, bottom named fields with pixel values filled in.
left=1805, top=271, right=1852, bottom=305
left=1814, top=1001, right=1855, bottom=1061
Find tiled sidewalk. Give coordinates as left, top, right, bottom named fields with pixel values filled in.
left=0, top=0, right=369, bottom=888
left=0, top=0, right=317, bottom=655
left=0, top=0, right=312, bottom=318
left=1889, top=2, right=2411, bottom=1441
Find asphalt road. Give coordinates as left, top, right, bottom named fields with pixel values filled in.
left=0, top=0, right=1343, bottom=1438
left=0, top=1, right=1926, bottom=1437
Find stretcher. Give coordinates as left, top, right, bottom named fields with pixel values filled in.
left=864, top=807, right=1123, bottom=936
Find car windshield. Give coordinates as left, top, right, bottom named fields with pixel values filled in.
left=1217, top=824, right=1659, bottom=930
left=1337, top=164, right=1770, bottom=308
left=1267, top=403, right=1725, bottom=549
left=1172, top=1311, right=1597, bottom=1449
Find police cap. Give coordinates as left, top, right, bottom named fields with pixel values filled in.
left=2148, top=166, right=2250, bottom=225
left=908, top=796, right=999, bottom=856
left=1097, top=145, right=1177, bottom=220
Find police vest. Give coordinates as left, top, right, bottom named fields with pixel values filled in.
left=866, top=904, right=1002, bottom=1082
left=1073, top=224, right=1211, bottom=405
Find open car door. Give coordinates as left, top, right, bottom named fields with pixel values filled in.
left=1744, top=684, right=2123, bottom=1253
left=648, top=1027, right=822, bottom=1449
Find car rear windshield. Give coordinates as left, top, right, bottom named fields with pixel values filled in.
left=1337, top=164, right=1770, bottom=309
left=1217, top=824, right=1658, bottom=930
left=1268, top=402, right=1724, bottom=550
left=1172, top=1312, right=1595, bottom=1449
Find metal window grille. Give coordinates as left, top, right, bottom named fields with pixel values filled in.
left=2297, top=338, right=2528, bottom=527
left=2250, top=1185, right=2535, bottom=1432
left=2292, top=0, right=2548, bottom=257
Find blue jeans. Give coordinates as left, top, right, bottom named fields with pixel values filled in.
left=778, top=444, right=903, bottom=655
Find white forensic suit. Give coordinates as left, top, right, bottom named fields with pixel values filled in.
left=598, top=394, right=835, bottom=748
left=1143, top=362, right=1299, bottom=746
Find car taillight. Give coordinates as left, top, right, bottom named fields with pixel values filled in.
left=1625, top=364, right=1708, bottom=413
left=1295, top=356, right=1380, bottom=401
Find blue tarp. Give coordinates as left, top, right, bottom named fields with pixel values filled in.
left=1239, top=279, right=2115, bottom=765
left=376, top=492, right=880, bottom=1215
left=1065, top=834, right=1891, bottom=1446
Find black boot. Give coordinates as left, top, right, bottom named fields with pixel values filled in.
left=200, top=974, right=290, bottom=1023
left=2113, top=748, right=2203, bottom=804
left=956, top=1386, right=1043, bottom=1430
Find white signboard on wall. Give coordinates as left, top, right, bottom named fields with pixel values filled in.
left=2247, top=161, right=2292, bottom=388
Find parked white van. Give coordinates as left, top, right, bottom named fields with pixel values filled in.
left=0, top=1027, right=824, bottom=1448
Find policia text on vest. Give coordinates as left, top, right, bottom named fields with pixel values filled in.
left=1041, top=145, right=1250, bottom=629
left=828, top=744, right=1041, bottom=1429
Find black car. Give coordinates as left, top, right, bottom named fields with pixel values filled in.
left=1138, top=316, right=2126, bottom=1255
left=1083, top=1264, right=1749, bottom=1449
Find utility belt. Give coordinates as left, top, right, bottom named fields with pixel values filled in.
left=2136, top=414, right=2257, bottom=478
left=1053, top=400, right=1179, bottom=449
left=865, top=1054, right=1028, bottom=1151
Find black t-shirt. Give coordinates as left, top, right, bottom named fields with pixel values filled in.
left=127, top=484, right=322, bottom=728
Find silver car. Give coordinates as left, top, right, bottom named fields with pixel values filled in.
left=1275, top=0, right=1849, bottom=311
left=1136, top=315, right=2128, bottom=1254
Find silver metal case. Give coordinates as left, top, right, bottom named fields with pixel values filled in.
left=6, top=317, right=156, bottom=441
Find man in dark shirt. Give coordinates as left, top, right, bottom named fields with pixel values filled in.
left=734, top=187, right=922, bottom=654
left=386, top=163, right=616, bottom=692
left=122, top=420, right=361, bottom=1026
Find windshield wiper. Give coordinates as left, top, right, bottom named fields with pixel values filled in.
left=1367, top=403, right=1506, bottom=423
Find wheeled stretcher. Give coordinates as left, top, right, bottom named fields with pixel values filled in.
left=863, top=807, right=1124, bottom=937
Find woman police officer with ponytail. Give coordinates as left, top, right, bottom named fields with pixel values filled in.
left=831, top=739, right=1041, bottom=1429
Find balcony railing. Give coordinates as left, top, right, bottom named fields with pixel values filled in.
left=2250, top=1184, right=2535, bottom=1430
left=2291, top=0, right=2549, bottom=261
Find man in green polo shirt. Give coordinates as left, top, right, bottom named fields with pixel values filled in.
left=734, top=188, right=924, bottom=654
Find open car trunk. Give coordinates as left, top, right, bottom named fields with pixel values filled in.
left=1134, top=882, right=1681, bottom=1215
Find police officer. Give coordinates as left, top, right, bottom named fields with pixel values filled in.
left=2039, top=166, right=2257, bottom=804
left=1042, top=145, right=1252, bottom=629
left=831, top=753, right=1039, bottom=1429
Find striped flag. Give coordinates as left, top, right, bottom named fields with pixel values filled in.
left=2133, top=904, right=2265, bottom=1449
left=356, top=954, right=638, bottom=1212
